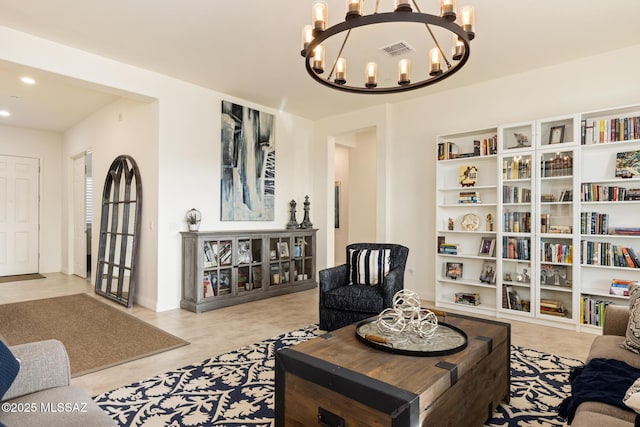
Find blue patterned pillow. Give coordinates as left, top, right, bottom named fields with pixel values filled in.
left=349, top=249, right=391, bottom=286
left=0, top=340, right=20, bottom=400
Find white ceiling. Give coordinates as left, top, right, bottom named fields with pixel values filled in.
left=0, top=0, right=639, bottom=131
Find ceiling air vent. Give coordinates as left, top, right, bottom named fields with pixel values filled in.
left=379, top=40, right=415, bottom=57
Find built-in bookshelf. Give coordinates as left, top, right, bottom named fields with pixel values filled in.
left=436, top=106, right=640, bottom=333
left=435, top=127, right=499, bottom=315
left=181, top=229, right=317, bottom=312
left=578, top=105, right=640, bottom=331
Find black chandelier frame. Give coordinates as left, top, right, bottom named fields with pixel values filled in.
left=301, top=11, right=472, bottom=94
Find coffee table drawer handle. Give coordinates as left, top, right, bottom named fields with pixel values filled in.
left=318, top=407, right=345, bottom=427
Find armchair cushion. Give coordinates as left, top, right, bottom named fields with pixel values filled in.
left=349, top=248, right=390, bottom=286
left=324, top=285, right=384, bottom=313
left=0, top=340, right=20, bottom=400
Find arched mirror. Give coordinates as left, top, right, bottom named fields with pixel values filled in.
left=95, top=155, right=142, bottom=308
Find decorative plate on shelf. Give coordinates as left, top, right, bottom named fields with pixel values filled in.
left=460, top=213, right=480, bottom=231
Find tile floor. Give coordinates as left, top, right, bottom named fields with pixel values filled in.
left=0, top=272, right=596, bottom=396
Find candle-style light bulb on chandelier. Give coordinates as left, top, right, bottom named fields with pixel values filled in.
left=300, top=0, right=475, bottom=94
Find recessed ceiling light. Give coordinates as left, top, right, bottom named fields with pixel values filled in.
left=20, top=76, right=36, bottom=85
left=0, top=110, right=11, bottom=117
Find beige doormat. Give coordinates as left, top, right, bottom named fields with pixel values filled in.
left=0, top=293, right=188, bottom=377
left=0, top=273, right=46, bottom=283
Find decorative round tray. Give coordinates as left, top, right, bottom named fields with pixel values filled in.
left=355, top=317, right=468, bottom=357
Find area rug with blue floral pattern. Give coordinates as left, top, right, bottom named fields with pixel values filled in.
left=95, top=325, right=583, bottom=426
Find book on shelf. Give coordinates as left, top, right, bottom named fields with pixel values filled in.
left=610, top=279, right=636, bottom=296
left=581, top=183, right=628, bottom=202
left=203, top=273, right=214, bottom=298
left=203, top=241, right=216, bottom=268
left=580, top=240, right=640, bottom=268
left=548, top=225, right=573, bottom=234
left=218, top=242, right=232, bottom=265
left=541, top=154, right=573, bottom=178
left=540, top=299, right=566, bottom=316
left=502, top=236, right=530, bottom=261
left=614, top=227, right=640, bottom=235
left=580, top=295, right=620, bottom=326
left=581, top=212, right=609, bottom=235
left=458, top=190, right=480, bottom=204
left=503, top=186, right=531, bottom=203
left=455, top=292, right=480, bottom=306
left=581, top=116, right=640, bottom=145
left=502, top=157, right=531, bottom=180
left=439, top=243, right=460, bottom=255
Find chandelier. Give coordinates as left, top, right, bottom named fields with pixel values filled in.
left=300, top=0, right=475, bottom=94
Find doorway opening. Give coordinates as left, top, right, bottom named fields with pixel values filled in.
left=72, top=151, right=92, bottom=280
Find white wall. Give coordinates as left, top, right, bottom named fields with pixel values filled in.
left=348, top=129, right=377, bottom=244
left=63, top=98, right=158, bottom=307
left=0, top=125, right=62, bottom=273
left=0, top=25, right=315, bottom=311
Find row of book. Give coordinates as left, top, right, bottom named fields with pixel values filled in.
left=473, top=137, right=498, bottom=157
left=610, top=278, right=635, bottom=296
left=502, top=158, right=531, bottom=180
left=579, top=296, right=612, bottom=326
left=581, top=116, right=640, bottom=145
left=502, top=286, right=530, bottom=312
left=458, top=191, right=480, bottom=204
left=580, top=212, right=609, bottom=235
left=439, top=243, right=460, bottom=255
left=503, top=237, right=531, bottom=260
left=580, top=240, right=640, bottom=268
left=202, top=270, right=231, bottom=298
left=438, top=138, right=498, bottom=161
left=581, top=183, right=634, bottom=202
left=540, top=299, right=567, bottom=317
left=540, top=155, right=573, bottom=178
left=540, top=242, right=573, bottom=264
left=503, top=211, right=531, bottom=233
left=503, top=186, right=531, bottom=203
left=614, top=227, right=640, bottom=236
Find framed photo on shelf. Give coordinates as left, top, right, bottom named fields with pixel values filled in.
left=549, top=125, right=565, bottom=144
left=540, top=265, right=567, bottom=286
left=479, top=261, right=496, bottom=284
left=445, top=262, right=463, bottom=280
left=277, top=241, right=289, bottom=259
left=478, top=237, right=496, bottom=257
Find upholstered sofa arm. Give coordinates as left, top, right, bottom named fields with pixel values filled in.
left=381, top=268, right=404, bottom=307
left=319, top=264, right=349, bottom=293
left=2, top=340, right=71, bottom=401
left=602, top=305, right=630, bottom=337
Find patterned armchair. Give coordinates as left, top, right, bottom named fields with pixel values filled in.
left=319, top=243, right=409, bottom=331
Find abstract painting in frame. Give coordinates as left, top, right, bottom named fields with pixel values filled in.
left=221, top=101, right=275, bottom=220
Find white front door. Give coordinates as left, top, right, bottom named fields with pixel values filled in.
left=72, top=155, right=86, bottom=278
left=0, top=155, right=39, bottom=276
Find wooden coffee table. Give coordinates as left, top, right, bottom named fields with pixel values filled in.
left=275, top=312, right=510, bottom=427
